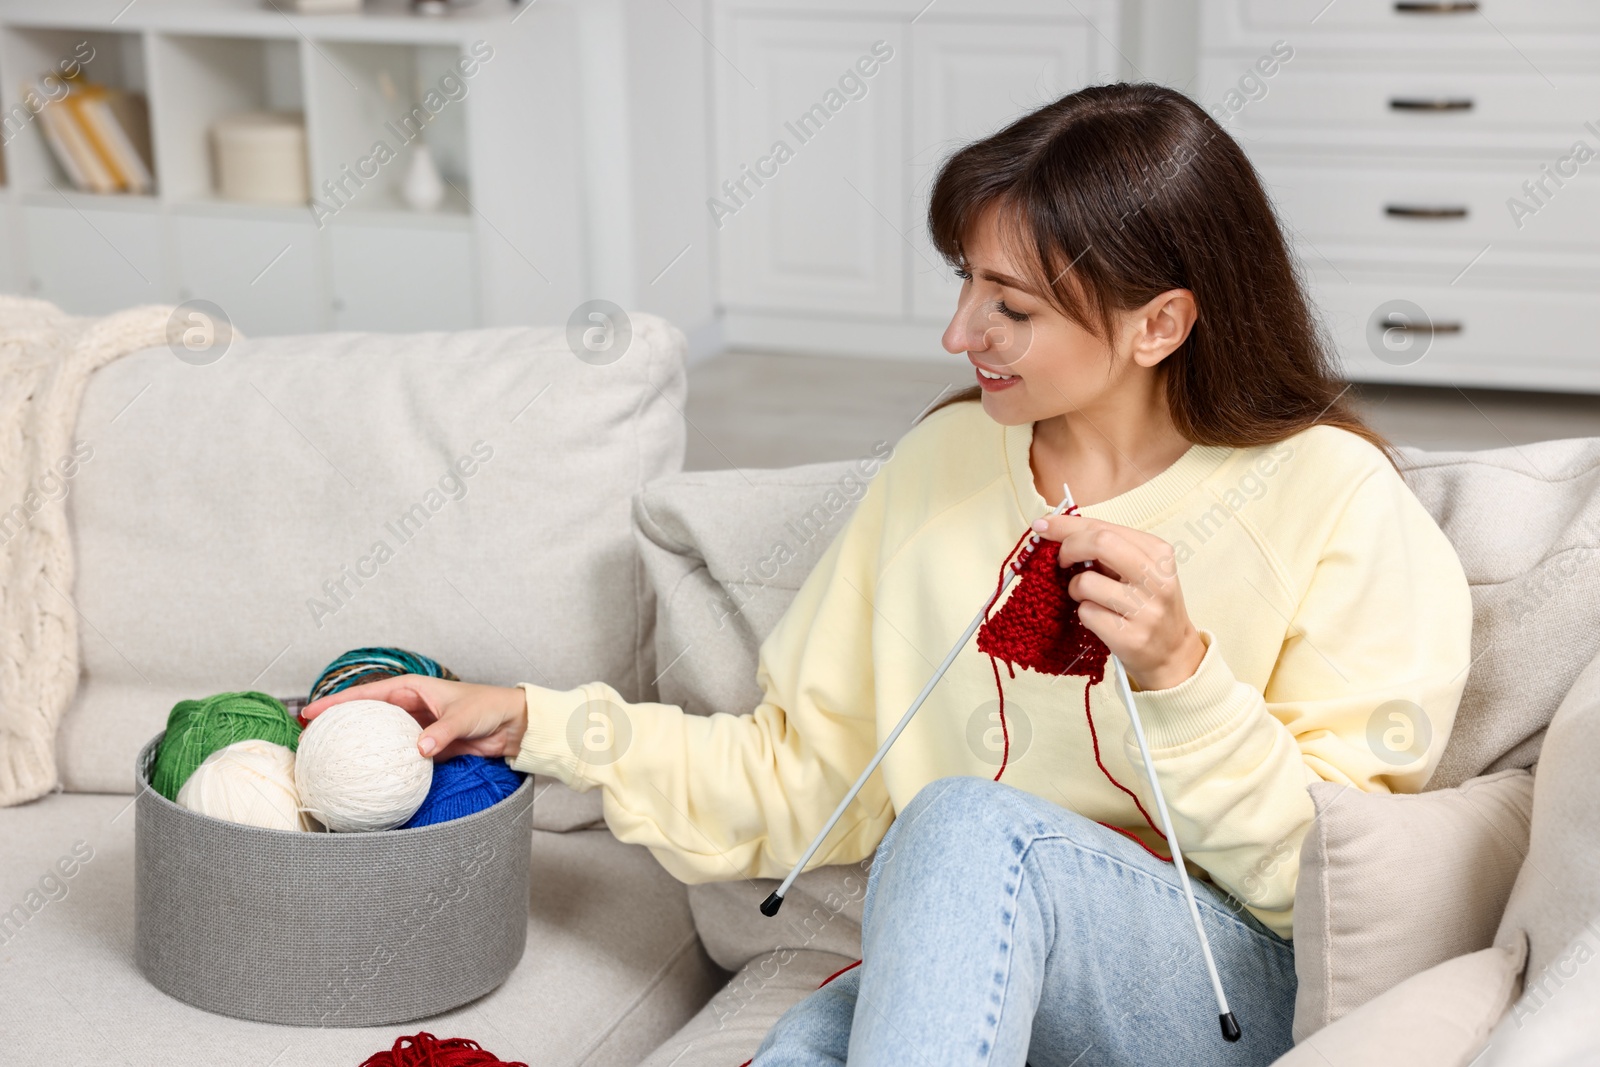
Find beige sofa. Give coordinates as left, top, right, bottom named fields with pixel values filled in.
left=1, top=311, right=1597, bottom=1066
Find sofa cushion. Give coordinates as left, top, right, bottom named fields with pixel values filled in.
left=1273, top=939, right=1525, bottom=1067
left=638, top=950, right=855, bottom=1067
left=688, top=860, right=868, bottom=974
left=60, top=315, right=686, bottom=822
left=633, top=458, right=878, bottom=966
left=526, top=773, right=606, bottom=832
left=0, top=792, right=724, bottom=1066
left=1493, top=639, right=1600, bottom=994
left=1291, top=768, right=1533, bottom=1040
left=1396, top=437, right=1600, bottom=789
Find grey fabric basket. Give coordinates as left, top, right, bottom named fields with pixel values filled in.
left=134, top=732, right=534, bottom=1027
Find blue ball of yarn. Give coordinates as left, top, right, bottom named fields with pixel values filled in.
left=309, top=646, right=459, bottom=704
left=399, top=755, right=525, bottom=829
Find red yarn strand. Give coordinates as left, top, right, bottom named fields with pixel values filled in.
left=818, top=958, right=863, bottom=988
left=1081, top=682, right=1168, bottom=848
left=988, top=654, right=1010, bottom=781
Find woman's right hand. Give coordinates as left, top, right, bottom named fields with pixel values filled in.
left=300, top=676, right=530, bottom=761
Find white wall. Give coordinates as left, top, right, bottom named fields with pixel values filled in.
left=1122, top=0, right=1201, bottom=88
left=575, top=0, right=720, bottom=360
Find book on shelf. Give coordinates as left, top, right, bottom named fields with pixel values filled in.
left=32, top=74, right=155, bottom=195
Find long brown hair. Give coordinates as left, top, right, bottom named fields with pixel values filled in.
left=922, top=82, right=1394, bottom=467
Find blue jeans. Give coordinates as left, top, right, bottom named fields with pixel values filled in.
left=752, top=776, right=1297, bottom=1066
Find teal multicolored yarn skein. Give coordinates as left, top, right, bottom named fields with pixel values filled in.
left=308, top=647, right=460, bottom=704
left=150, top=691, right=302, bottom=801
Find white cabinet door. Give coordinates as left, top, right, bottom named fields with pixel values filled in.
left=21, top=204, right=166, bottom=314
left=909, top=20, right=1096, bottom=321
left=328, top=223, right=476, bottom=333
left=174, top=213, right=324, bottom=337
left=716, top=17, right=906, bottom=317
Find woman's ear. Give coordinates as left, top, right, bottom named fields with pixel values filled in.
left=1127, top=289, right=1197, bottom=368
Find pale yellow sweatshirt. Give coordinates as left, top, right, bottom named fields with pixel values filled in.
left=510, top=400, right=1473, bottom=938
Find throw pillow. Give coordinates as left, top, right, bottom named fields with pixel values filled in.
left=1292, top=768, right=1532, bottom=1040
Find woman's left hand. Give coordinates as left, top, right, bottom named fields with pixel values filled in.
left=1030, top=512, right=1206, bottom=691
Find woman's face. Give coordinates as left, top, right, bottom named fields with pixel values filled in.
left=940, top=206, right=1127, bottom=427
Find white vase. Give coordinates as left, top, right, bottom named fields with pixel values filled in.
left=401, top=142, right=445, bottom=211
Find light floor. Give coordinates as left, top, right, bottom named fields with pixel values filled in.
left=684, top=350, right=1600, bottom=471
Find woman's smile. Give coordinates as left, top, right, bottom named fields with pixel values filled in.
left=973, top=360, right=1022, bottom=391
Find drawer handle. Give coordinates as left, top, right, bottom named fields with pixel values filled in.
left=1390, top=97, right=1475, bottom=112
left=1384, top=316, right=1463, bottom=335
left=1385, top=204, right=1470, bottom=219
left=1394, top=1, right=1479, bottom=12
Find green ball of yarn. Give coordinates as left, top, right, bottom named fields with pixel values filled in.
left=151, top=691, right=302, bottom=801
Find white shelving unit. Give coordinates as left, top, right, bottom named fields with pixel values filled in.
left=0, top=0, right=584, bottom=336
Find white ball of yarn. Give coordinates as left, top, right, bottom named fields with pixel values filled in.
left=294, top=699, right=433, bottom=833
left=177, top=739, right=312, bottom=832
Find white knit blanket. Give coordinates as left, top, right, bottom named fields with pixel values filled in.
left=1, top=296, right=175, bottom=806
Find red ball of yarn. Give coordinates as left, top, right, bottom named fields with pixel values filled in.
left=359, top=1032, right=527, bottom=1067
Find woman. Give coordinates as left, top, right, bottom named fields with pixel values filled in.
left=303, top=83, right=1472, bottom=1065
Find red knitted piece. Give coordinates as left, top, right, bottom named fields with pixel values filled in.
left=359, top=1032, right=527, bottom=1067
left=977, top=531, right=1108, bottom=684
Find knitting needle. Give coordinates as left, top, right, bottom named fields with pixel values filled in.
left=1061, top=481, right=1241, bottom=1044
left=759, top=492, right=1077, bottom=919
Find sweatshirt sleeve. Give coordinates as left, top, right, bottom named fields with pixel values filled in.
left=1122, top=465, right=1473, bottom=939
left=507, top=468, right=894, bottom=885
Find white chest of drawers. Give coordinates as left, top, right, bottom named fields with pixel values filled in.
left=1200, top=0, right=1600, bottom=392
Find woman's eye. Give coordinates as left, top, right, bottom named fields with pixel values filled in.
left=954, top=267, right=972, bottom=281
left=996, top=301, right=1028, bottom=323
